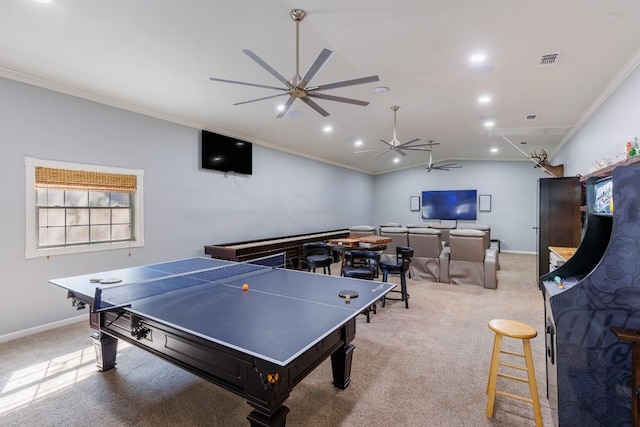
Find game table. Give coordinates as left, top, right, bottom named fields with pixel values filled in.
left=50, top=255, right=394, bottom=427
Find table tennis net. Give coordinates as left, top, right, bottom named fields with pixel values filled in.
left=94, top=252, right=286, bottom=311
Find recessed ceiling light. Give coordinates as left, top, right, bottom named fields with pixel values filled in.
left=490, top=147, right=499, bottom=153
left=373, top=86, right=390, bottom=94
left=354, top=139, right=363, bottom=146
left=484, top=121, right=495, bottom=128
left=470, top=54, right=486, bottom=63
left=478, top=95, right=491, bottom=104
left=277, top=104, right=285, bottom=112
left=393, top=157, right=400, bottom=163
left=323, top=126, right=333, bottom=133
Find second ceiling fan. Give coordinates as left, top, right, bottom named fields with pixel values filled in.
left=358, top=106, right=439, bottom=157
left=209, top=9, right=379, bottom=118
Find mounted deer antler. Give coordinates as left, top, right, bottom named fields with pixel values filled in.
left=530, top=149, right=564, bottom=177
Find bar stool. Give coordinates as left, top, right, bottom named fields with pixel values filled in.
left=379, top=246, right=413, bottom=309
left=341, top=250, right=378, bottom=322
left=486, top=319, right=542, bottom=427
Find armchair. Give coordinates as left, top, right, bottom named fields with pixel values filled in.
left=442, top=229, right=497, bottom=289
left=379, top=227, right=409, bottom=264
left=348, top=225, right=377, bottom=237
left=407, top=228, right=445, bottom=282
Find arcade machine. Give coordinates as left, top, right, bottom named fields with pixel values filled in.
left=541, top=164, right=640, bottom=426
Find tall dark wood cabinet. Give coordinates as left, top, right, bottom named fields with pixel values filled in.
left=537, top=177, right=582, bottom=278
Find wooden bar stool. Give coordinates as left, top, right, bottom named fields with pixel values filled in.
left=486, top=319, right=542, bottom=427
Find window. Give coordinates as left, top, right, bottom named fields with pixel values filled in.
left=25, top=157, right=145, bottom=258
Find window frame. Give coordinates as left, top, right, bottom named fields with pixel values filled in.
left=25, top=157, right=145, bottom=259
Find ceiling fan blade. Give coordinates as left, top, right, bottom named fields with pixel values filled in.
left=402, top=147, right=432, bottom=152
left=307, top=92, right=369, bottom=106
left=242, top=49, right=295, bottom=89
left=276, top=96, right=296, bottom=118
left=299, top=48, right=333, bottom=89
left=374, top=148, right=394, bottom=157
left=379, top=139, right=394, bottom=148
left=299, top=96, right=330, bottom=117
left=396, top=138, right=422, bottom=148
left=396, top=149, right=408, bottom=157
left=233, top=92, right=290, bottom=106
left=209, top=77, right=288, bottom=92
left=310, top=75, right=380, bottom=92
left=355, top=148, right=384, bottom=154
left=404, top=142, right=438, bottom=148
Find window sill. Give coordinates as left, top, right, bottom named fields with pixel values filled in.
left=25, top=239, right=144, bottom=259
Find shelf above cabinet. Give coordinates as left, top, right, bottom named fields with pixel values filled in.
left=580, top=156, right=640, bottom=181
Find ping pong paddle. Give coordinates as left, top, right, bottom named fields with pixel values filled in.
left=339, top=290, right=358, bottom=303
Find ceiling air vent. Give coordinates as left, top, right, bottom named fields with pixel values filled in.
left=526, top=115, right=537, bottom=120
left=540, top=52, right=561, bottom=67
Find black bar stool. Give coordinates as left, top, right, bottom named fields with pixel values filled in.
left=380, top=246, right=413, bottom=309
left=341, top=249, right=379, bottom=322
left=302, top=242, right=333, bottom=275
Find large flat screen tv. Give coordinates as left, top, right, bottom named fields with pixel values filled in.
left=421, top=189, right=477, bottom=220
left=201, top=130, right=252, bottom=175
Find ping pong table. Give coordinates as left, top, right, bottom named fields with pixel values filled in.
left=50, top=254, right=394, bottom=427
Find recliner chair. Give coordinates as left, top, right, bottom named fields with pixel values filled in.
left=379, top=227, right=409, bottom=264
left=348, top=225, right=377, bottom=237
left=407, top=227, right=446, bottom=282
left=441, top=229, right=497, bottom=289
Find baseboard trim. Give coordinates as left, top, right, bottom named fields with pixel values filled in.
left=501, top=250, right=536, bottom=255
left=0, top=314, right=86, bottom=344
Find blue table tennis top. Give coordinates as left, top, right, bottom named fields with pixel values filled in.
left=50, top=257, right=394, bottom=366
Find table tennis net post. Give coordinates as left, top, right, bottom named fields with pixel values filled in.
left=94, top=252, right=286, bottom=311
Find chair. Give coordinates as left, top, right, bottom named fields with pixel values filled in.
left=341, top=249, right=379, bottom=322
left=379, top=227, right=409, bottom=264
left=406, top=223, right=428, bottom=228
left=378, top=222, right=401, bottom=235
left=442, top=229, right=497, bottom=288
left=459, top=224, right=491, bottom=248
left=302, top=242, right=333, bottom=275
left=407, top=228, right=445, bottom=282
left=428, top=223, right=456, bottom=247
left=379, top=246, right=413, bottom=309
left=459, top=223, right=499, bottom=269
left=486, top=319, right=542, bottom=427
left=348, top=225, right=377, bottom=237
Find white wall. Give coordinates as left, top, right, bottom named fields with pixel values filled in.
left=373, top=161, right=548, bottom=252
left=0, top=77, right=373, bottom=338
left=553, top=63, right=640, bottom=175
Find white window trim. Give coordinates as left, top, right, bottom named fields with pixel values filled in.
left=25, top=157, right=145, bottom=259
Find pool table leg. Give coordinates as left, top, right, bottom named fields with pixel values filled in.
left=247, top=404, right=289, bottom=427
left=91, top=331, right=118, bottom=371
left=331, top=343, right=355, bottom=389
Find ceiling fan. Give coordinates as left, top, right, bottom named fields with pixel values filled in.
left=356, top=106, right=438, bottom=157
left=209, top=9, right=379, bottom=118
left=425, top=151, right=462, bottom=172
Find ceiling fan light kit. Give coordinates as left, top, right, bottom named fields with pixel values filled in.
left=209, top=9, right=380, bottom=118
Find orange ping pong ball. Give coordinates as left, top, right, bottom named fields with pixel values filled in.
left=242, top=284, right=249, bottom=291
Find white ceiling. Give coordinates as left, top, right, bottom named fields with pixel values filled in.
left=2, top=0, right=640, bottom=174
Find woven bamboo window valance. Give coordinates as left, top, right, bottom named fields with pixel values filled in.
left=35, top=167, right=137, bottom=193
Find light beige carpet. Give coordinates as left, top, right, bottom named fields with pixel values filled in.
left=0, top=253, right=552, bottom=426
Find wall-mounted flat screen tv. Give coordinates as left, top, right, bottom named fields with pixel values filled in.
left=201, top=130, right=252, bottom=175
left=421, top=189, right=477, bottom=220
left=593, top=177, right=613, bottom=214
